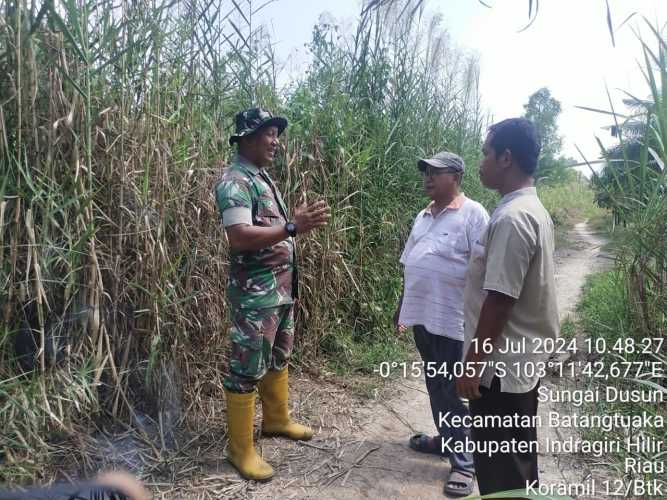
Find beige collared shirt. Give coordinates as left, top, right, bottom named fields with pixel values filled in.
left=463, top=187, right=559, bottom=393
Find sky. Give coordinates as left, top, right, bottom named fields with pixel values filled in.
left=256, top=0, right=666, bottom=172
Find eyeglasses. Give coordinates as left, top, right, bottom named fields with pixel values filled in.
left=421, top=168, right=459, bottom=177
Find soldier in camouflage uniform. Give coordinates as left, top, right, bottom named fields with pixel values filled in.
left=215, top=107, right=330, bottom=481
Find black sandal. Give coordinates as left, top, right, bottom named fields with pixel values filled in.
left=408, top=433, right=447, bottom=456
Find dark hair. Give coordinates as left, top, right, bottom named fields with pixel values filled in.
left=488, top=118, right=541, bottom=176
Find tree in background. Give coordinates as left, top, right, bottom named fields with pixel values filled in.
left=591, top=96, right=663, bottom=227
left=523, top=87, right=576, bottom=184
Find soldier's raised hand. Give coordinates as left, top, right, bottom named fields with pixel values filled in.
left=293, top=200, right=331, bottom=234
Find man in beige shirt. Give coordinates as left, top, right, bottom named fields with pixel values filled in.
left=457, top=118, right=559, bottom=496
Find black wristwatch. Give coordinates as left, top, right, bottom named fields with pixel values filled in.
left=284, top=221, right=297, bottom=237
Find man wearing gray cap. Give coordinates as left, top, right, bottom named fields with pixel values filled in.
left=394, top=151, right=489, bottom=496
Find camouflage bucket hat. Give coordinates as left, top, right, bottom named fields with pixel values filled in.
left=229, top=107, right=288, bottom=146
left=418, top=151, right=465, bottom=173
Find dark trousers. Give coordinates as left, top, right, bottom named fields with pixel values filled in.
left=413, top=325, right=474, bottom=473
left=469, top=376, right=539, bottom=496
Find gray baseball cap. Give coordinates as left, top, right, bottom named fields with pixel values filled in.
left=417, top=151, right=465, bottom=173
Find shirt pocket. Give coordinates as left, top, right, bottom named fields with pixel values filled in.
left=254, top=199, right=284, bottom=227
left=432, top=231, right=468, bottom=258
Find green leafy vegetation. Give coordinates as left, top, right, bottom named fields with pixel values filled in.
left=523, top=87, right=578, bottom=185
left=576, top=271, right=665, bottom=487
left=1, top=0, right=662, bottom=491
left=538, top=178, right=608, bottom=227
left=574, top=18, right=666, bottom=489
left=559, top=315, right=577, bottom=340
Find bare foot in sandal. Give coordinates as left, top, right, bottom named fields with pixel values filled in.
left=408, top=433, right=448, bottom=456
left=444, top=468, right=475, bottom=497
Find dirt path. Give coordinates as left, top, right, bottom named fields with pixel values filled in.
left=534, top=222, right=614, bottom=499
left=161, top=221, right=610, bottom=499
left=204, top=220, right=610, bottom=500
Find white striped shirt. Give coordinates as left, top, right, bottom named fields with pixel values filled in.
left=399, top=195, right=489, bottom=340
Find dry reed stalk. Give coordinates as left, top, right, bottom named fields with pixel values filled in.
left=25, top=208, right=48, bottom=371
left=0, top=0, right=489, bottom=487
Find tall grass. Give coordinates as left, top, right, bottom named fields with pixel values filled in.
left=0, top=0, right=490, bottom=482
left=578, top=18, right=666, bottom=489
left=283, top=9, right=495, bottom=365
left=1, top=0, right=258, bottom=480
left=586, top=18, right=666, bottom=343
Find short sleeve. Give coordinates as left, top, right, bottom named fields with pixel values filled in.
left=483, top=214, right=537, bottom=299
left=400, top=211, right=424, bottom=265
left=216, top=178, right=252, bottom=219
left=467, top=205, right=490, bottom=247
left=222, top=207, right=252, bottom=227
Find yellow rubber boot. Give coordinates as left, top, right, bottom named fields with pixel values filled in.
left=258, top=368, right=314, bottom=441
left=224, top=389, right=274, bottom=481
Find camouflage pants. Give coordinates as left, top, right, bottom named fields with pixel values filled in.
left=224, top=304, right=294, bottom=393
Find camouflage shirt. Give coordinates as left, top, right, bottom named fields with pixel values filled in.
left=216, top=154, right=295, bottom=309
